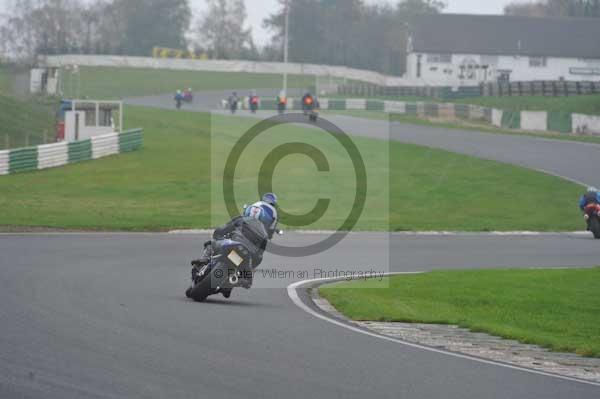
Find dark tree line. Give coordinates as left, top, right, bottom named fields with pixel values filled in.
left=1, top=0, right=191, bottom=61
left=262, top=0, right=445, bottom=75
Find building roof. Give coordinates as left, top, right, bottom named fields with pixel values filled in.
left=410, top=14, right=600, bottom=59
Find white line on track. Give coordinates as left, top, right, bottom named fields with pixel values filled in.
left=287, top=273, right=600, bottom=388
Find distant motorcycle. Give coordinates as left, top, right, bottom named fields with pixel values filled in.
left=249, top=95, right=259, bottom=113
left=229, top=95, right=239, bottom=114
left=584, top=203, right=600, bottom=239
left=175, top=97, right=182, bottom=110
left=183, top=90, right=194, bottom=103
left=277, top=97, right=287, bottom=115
left=302, top=94, right=319, bottom=122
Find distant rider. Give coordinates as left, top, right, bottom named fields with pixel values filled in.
left=229, top=91, right=239, bottom=114
left=579, top=187, right=600, bottom=229
left=174, top=90, right=183, bottom=109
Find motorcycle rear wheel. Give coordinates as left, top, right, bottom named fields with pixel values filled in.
left=590, top=217, right=600, bottom=239
left=190, top=263, right=228, bottom=302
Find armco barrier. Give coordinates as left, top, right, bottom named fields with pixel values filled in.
left=520, top=111, right=548, bottom=131
left=572, top=114, right=600, bottom=135
left=119, top=129, right=144, bottom=153
left=548, top=111, right=572, bottom=134
left=68, top=139, right=92, bottom=163
left=0, top=150, right=9, bottom=175
left=38, top=142, right=68, bottom=169
left=1, top=129, right=143, bottom=176
left=10, top=147, right=38, bottom=173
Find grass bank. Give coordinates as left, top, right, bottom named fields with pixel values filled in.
left=320, top=268, right=600, bottom=357
left=60, top=66, right=317, bottom=99
left=0, top=66, right=58, bottom=149
left=0, top=106, right=582, bottom=231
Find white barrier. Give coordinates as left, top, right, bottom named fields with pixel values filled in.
left=318, top=99, right=329, bottom=110
left=572, top=113, right=600, bottom=135
left=384, top=101, right=406, bottom=114
left=91, top=133, right=120, bottom=159
left=37, top=142, right=68, bottom=170
left=0, top=150, right=9, bottom=175
left=520, top=111, right=548, bottom=131
left=346, top=99, right=367, bottom=110
left=492, top=109, right=503, bottom=128
left=41, top=55, right=425, bottom=86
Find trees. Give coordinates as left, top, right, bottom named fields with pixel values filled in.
left=0, top=0, right=191, bottom=60
left=116, top=0, right=191, bottom=56
left=196, top=0, right=256, bottom=60
left=263, top=0, right=444, bottom=75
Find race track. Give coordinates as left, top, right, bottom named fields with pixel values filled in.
left=1, top=91, right=599, bottom=398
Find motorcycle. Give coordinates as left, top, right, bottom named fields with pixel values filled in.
left=183, top=91, right=194, bottom=103
left=302, top=96, right=319, bottom=123
left=249, top=96, right=259, bottom=113
left=277, top=99, right=286, bottom=115
left=583, top=203, right=600, bottom=239
left=175, top=97, right=182, bottom=110
left=229, top=97, right=238, bottom=114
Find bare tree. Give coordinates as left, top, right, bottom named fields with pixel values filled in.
left=196, top=0, right=255, bottom=59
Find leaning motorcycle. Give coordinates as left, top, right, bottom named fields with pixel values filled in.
left=249, top=96, right=259, bottom=113
left=186, top=238, right=254, bottom=302
left=584, top=203, right=600, bottom=239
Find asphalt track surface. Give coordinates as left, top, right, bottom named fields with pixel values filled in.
left=1, top=90, right=599, bottom=398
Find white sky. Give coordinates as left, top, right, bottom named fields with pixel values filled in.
left=0, top=0, right=523, bottom=45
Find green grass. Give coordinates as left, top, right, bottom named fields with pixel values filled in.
left=0, top=105, right=583, bottom=231
left=0, top=65, right=12, bottom=94
left=61, top=66, right=317, bottom=99
left=322, top=109, right=600, bottom=144
left=320, top=268, right=600, bottom=357
left=0, top=66, right=58, bottom=149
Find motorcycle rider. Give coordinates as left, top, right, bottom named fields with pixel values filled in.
left=302, top=92, right=315, bottom=113
left=243, top=193, right=279, bottom=238
left=190, top=193, right=278, bottom=297
left=249, top=90, right=260, bottom=113
left=228, top=91, right=239, bottom=114
left=579, top=187, right=600, bottom=229
left=174, top=89, right=183, bottom=109
left=277, top=90, right=287, bottom=114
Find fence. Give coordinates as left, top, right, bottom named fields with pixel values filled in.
left=237, top=98, right=600, bottom=136
left=0, top=129, right=143, bottom=176
left=338, top=80, right=600, bottom=99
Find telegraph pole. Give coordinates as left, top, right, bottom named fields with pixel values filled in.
left=283, top=0, right=290, bottom=96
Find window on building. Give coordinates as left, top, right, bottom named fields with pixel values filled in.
left=529, top=57, right=547, bottom=67
left=426, top=53, right=452, bottom=63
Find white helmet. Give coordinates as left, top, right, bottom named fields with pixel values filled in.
left=588, top=187, right=598, bottom=193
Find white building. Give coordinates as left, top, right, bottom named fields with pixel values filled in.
left=405, top=14, right=600, bottom=85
